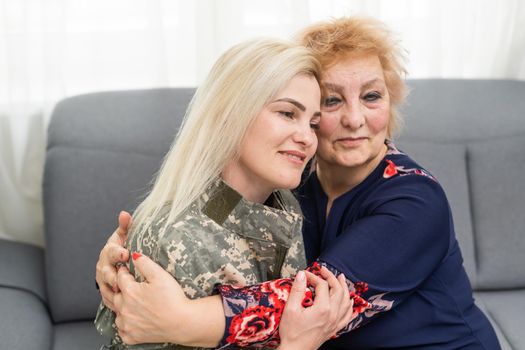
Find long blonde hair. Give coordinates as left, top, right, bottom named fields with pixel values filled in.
left=132, top=38, right=320, bottom=231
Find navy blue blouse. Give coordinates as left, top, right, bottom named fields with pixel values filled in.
left=217, top=143, right=500, bottom=350
left=298, top=143, right=500, bottom=349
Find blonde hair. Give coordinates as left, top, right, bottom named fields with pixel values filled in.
left=132, top=38, right=320, bottom=231
left=297, top=16, right=408, bottom=137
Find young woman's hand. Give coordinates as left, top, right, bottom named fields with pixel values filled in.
left=95, top=211, right=131, bottom=311
left=278, top=267, right=354, bottom=350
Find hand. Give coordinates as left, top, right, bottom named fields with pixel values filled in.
left=114, top=253, right=194, bottom=345
left=278, top=268, right=354, bottom=350
left=95, top=211, right=131, bottom=311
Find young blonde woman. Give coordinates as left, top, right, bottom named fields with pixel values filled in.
left=94, top=38, right=354, bottom=350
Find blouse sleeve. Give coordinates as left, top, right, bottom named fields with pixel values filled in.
left=215, top=174, right=452, bottom=349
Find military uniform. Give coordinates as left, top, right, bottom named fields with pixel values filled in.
left=95, top=179, right=306, bottom=349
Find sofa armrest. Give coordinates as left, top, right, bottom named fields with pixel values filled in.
left=0, top=238, right=47, bottom=302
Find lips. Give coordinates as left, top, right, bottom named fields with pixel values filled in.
left=336, top=136, right=367, bottom=147
left=278, top=150, right=307, bottom=164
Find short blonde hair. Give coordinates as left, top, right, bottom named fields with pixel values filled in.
left=132, top=38, right=320, bottom=230
left=298, top=17, right=408, bottom=137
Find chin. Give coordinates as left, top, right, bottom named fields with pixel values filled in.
left=273, top=177, right=301, bottom=191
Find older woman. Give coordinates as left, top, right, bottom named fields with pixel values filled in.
left=97, top=17, right=501, bottom=349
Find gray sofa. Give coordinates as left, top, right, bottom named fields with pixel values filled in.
left=0, top=79, right=523, bottom=349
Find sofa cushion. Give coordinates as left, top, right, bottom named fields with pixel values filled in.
left=0, top=287, right=52, bottom=350
left=468, top=136, right=525, bottom=289
left=48, top=88, right=194, bottom=155
left=403, top=79, right=525, bottom=142
left=395, top=141, right=477, bottom=287
left=0, top=239, right=46, bottom=302
left=53, top=321, right=109, bottom=350
left=44, top=147, right=165, bottom=322
left=473, top=293, right=512, bottom=350
left=476, top=290, right=525, bottom=350
left=44, top=88, right=194, bottom=322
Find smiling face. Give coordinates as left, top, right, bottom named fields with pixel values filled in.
left=223, top=73, right=321, bottom=202
left=316, top=54, right=391, bottom=180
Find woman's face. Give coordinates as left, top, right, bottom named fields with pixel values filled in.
left=316, top=54, right=391, bottom=174
left=229, top=74, right=320, bottom=201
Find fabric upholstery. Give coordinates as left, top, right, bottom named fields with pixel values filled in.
left=44, top=88, right=194, bottom=322
left=0, top=287, right=52, bottom=350
left=53, top=322, right=109, bottom=350
left=0, top=239, right=46, bottom=302
left=477, top=290, right=525, bottom=350
left=468, top=137, right=525, bottom=288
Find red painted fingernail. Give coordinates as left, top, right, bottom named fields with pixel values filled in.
left=132, top=252, right=142, bottom=261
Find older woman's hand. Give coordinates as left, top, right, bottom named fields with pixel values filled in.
left=278, top=268, right=354, bottom=350
left=113, top=253, right=225, bottom=347
left=95, top=211, right=131, bottom=311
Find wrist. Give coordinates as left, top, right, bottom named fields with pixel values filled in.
left=163, top=297, right=199, bottom=345
left=167, top=296, right=224, bottom=347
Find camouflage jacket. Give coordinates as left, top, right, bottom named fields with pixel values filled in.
left=95, top=179, right=306, bottom=350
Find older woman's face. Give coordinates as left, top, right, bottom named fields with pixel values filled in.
left=316, top=54, right=390, bottom=173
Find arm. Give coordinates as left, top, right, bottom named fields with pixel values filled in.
left=216, top=175, right=452, bottom=346
left=101, top=177, right=449, bottom=348
left=112, top=255, right=353, bottom=348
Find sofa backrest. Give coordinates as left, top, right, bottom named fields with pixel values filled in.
left=397, top=79, right=525, bottom=290
left=44, top=88, right=194, bottom=322
left=43, top=79, right=525, bottom=322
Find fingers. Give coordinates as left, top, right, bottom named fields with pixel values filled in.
left=319, top=267, right=341, bottom=298
left=338, top=297, right=355, bottom=331
left=99, top=282, right=116, bottom=311
left=286, top=271, right=307, bottom=311
left=305, top=270, right=329, bottom=305
left=131, top=252, right=168, bottom=283
left=116, top=265, right=137, bottom=293
left=338, top=273, right=350, bottom=301
left=97, top=243, right=128, bottom=291
left=117, top=211, right=132, bottom=242
left=106, top=242, right=129, bottom=265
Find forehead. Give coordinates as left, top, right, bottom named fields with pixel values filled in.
left=272, top=74, right=321, bottom=101
left=322, top=54, right=385, bottom=84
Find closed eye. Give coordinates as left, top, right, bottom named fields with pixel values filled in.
left=323, top=96, right=342, bottom=107
left=363, top=92, right=381, bottom=102
left=278, top=110, right=295, bottom=118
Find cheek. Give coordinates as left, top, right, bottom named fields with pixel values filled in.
left=367, top=109, right=390, bottom=134
left=318, top=113, right=340, bottom=139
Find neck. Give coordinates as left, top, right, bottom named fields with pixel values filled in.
left=221, top=161, right=272, bottom=204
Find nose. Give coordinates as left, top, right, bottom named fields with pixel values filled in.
left=293, top=122, right=317, bottom=148
left=341, top=103, right=365, bottom=129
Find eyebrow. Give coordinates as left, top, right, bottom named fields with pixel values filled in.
left=323, top=78, right=386, bottom=93
left=273, top=98, right=306, bottom=111
left=362, top=78, right=385, bottom=90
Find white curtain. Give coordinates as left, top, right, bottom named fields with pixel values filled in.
left=1, top=0, right=524, bottom=247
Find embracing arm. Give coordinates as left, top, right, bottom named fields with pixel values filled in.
left=215, top=175, right=453, bottom=346
left=97, top=212, right=352, bottom=349
left=111, top=253, right=352, bottom=349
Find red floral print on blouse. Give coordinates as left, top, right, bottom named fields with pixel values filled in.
left=383, top=159, right=436, bottom=181
left=216, top=262, right=382, bottom=349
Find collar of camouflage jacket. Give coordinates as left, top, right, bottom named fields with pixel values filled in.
left=203, top=179, right=303, bottom=245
